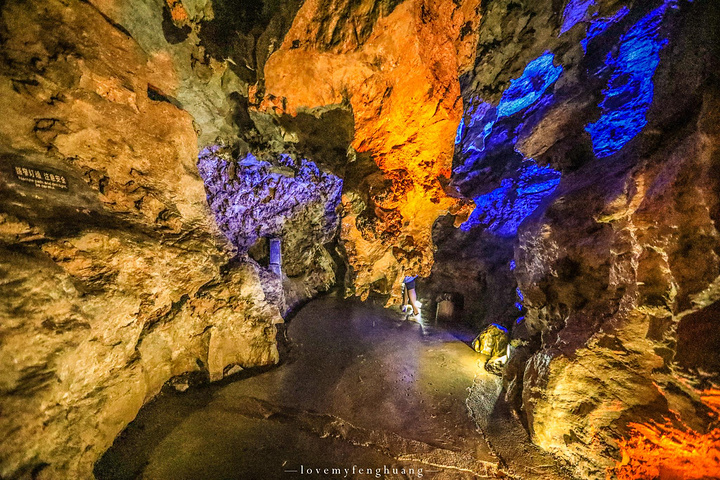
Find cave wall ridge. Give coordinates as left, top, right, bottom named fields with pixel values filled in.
left=0, top=0, right=307, bottom=477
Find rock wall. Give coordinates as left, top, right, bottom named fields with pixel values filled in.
left=3, top=0, right=719, bottom=478
left=2, top=0, right=485, bottom=473
left=517, top=93, right=720, bottom=477
left=0, top=0, right=319, bottom=477
left=254, top=0, right=483, bottom=302
left=456, top=0, right=720, bottom=478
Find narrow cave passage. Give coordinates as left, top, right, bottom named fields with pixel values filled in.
left=95, top=295, right=566, bottom=480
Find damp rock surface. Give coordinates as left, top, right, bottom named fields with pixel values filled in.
left=1, top=0, right=720, bottom=478
left=0, top=0, right=292, bottom=477
left=96, top=295, right=571, bottom=480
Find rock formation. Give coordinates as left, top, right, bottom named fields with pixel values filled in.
left=255, top=0, right=482, bottom=301
left=197, top=146, right=343, bottom=312
left=0, top=0, right=306, bottom=477
left=457, top=0, right=720, bottom=478
left=2, top=0, right=720, bottom=478
left=515, top=95, right=720, bottom=477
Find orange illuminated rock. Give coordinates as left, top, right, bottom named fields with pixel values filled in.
left=701, top=389, right=720, bottom=416
left=166, top=0, right=189, bottom=24
left=257, top=0, right=480, bottom=301
left=612, top=421, right=720, bottom=480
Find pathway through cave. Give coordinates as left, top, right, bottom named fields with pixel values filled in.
left=96, top=295, right=568, bottom=480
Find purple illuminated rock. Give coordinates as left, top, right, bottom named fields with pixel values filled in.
left=198, top=147, right=344, bottom=312
left=198, top=148, right=343, bottom=254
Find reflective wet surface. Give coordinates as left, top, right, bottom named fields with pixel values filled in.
left=96, top=294, right=565, bottom=479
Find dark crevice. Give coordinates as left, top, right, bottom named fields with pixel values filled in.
left=147, top=84, right=183, bottom=110
left=161, top=3, right=191, bottom=44
left=78, top=0, right=133, bottom=39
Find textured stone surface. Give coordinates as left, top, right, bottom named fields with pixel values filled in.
left=2, top=0, right=720, bottom=478
left=197, top=146, right=344, bottom=312
left=0, top=218, right=282, bottom=479
left=0, top=0, right=289, bottom=477
left=516, top=97, right=720, bottom=477
left=456, top=0, right=720, bottom=478
left=255, top=0, right=482, bottom=302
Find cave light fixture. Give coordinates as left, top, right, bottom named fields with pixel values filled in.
left=490, top=323, right=508, bottom=334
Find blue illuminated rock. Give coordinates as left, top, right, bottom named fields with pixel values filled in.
left=580, top=6, right=630, bottom=53
left=496, top=53, right=563, bottom=119
left=560, top=0, right=595, bottom=34
left=455, top=1, right=720, bottom=479
left=454, top=50, right=563, bottom=237
left=460, top=161, right=561, bottom=237
left=585, top=1, right=677, bottom=158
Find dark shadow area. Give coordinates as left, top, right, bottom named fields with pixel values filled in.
left=277, top=108, right=355, bottom=177
left=676, top=299, right=720, bottom=374
left=425, top=215, right=516, bottom=332
left=93, top=365, right=278, bottom=480
left=197, top=0, right=302, bottom=84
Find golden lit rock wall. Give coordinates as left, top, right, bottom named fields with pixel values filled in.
left=256, top=0, right=480, bottom=300
left=0, top=1, right=281, bottom=477
left=450, top=1, right=720, bottom=478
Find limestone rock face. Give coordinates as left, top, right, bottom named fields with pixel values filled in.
left=0, top=226, right=281, bottom=478
left=0, top=0, right=289, bottom=477
left=197, top=146, right=344, bottom=312
left=3, top=0, right=720, bottom=479
left=455, top=0, right=720, bottom=478
left=255, top=0, right=482, bottom=301
left=516, top=93, right=720, bottom=477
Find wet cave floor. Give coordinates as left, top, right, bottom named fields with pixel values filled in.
left=96, top=295, right=570, bottom=480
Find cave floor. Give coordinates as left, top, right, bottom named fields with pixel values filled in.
left=96, top=294, right=569, bottom=480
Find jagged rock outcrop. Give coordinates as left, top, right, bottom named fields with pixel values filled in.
left=516, top=86, right=720, bottom=478
left=197, top=146, right=344, bottom=312
left=0, top=219, right=281, bottom=478
left=254, top=0, right=482, bottom=302
left=456, top=0, right=720, bottom=478
left=0, top=0, right=312, bottom=477
left=3, top=0, right=720, bottom=479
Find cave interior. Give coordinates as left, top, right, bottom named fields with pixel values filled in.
left=1, top=0, right=720, bottom=479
